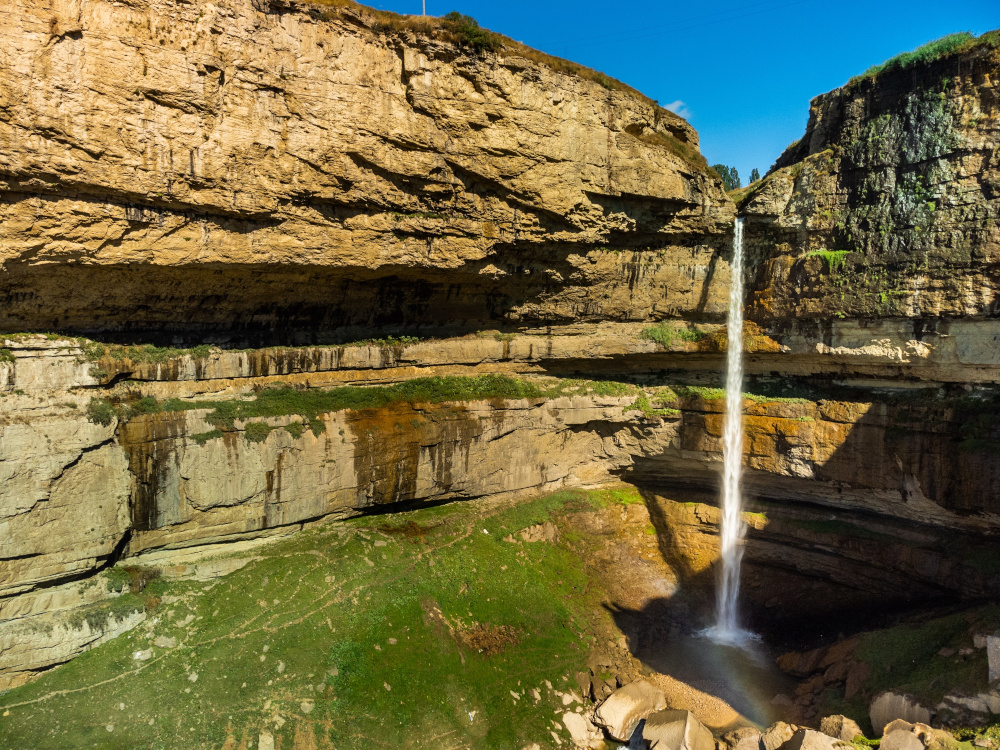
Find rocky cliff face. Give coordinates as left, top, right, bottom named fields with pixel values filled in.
left=3, top=0, right=1000, bottom=699
left=740, top=37, right=1000, bottom=329
left=0, top=0, right=732, bottom=342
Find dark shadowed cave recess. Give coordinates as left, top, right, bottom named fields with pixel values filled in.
left=623, top=481, right=989, bottom=654
left=0, top=227, right=728, bottom=346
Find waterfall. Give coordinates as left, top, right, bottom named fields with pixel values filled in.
left=705, top=217, right=752, bottom=647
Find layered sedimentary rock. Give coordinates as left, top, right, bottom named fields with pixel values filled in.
left=740, top=38, right=1000, bottom=327
left=3, top=0, right=1000, bottom=698
left=0, top=0, right=732, bottom=341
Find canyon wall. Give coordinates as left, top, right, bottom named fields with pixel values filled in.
left=0, top=0, right=732, bottom=342
left=739, top=36, right=1000, bottom=331
left=2, top=0, right=1000, bottom=695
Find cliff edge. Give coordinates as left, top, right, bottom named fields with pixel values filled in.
left=0, top=0, right=733, bottom=342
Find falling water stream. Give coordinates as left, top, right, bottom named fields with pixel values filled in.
left=705, top=217, right=754, bottom=647
left=618, top=219, right=797, bottom=749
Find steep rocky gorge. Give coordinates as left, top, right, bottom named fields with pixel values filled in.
left=2, top=0, right=1000, bottom=730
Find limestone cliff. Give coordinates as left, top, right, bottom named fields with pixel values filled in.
left=0, top=0, right=732, bottom=341
left=4, top=4, right=1000, bottom=698
left=740, top=34, right=1000, bottom=328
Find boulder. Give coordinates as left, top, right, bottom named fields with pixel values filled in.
left=988, top=636, right=1000, bottom=683
left=722, top=727, right=764, bottom=750
left=762, top=723, right=799, bottom=750
left=642, top=709, right=715, bottom=750
left=881, top=729, right=926, bottom=750
left=819, top=715, right=865, bottom=742
left=593, top=680, right=667, bottom=742
left=880, top=721, right=961, bottom=750
left=945, top=694, right=991, bottom=715
left=869, top=692, right=932, bottom=736
left=844, top=663, right=871, bottom=699
left=562, top=712, right=604, bottom=749
left=784, top=729, right=853, bottom=750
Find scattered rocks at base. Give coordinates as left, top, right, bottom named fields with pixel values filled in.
left=777, top=639, right=860, bottom=678
left=820, top=715, right=865, bottom=742
left=881, top=728, right=926, bottom=750
left=132, top=649, right=152, bottom=661
left=258, top=730, right=275, bottom=750
left=776, top=638, right=871, bottom=717
left=153, top=636, right=176, bottom=649
left=762, top=722, right=799, bottom=750
left=642, top=709, right=714, bottom=750
left=879, top=721, right=962, bottom=750
left=940, top=690, right=1000, bottom=717
left=783, top=728, right=852, bottom=750
left=593, top=679, right=667, bottom=742
left=870, top=692, right=932, bottom=735
left=562, top=711, right=604, bottom=749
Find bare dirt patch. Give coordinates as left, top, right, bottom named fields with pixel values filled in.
left=461, top=624, right=523, bottom=656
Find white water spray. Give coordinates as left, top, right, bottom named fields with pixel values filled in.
left=705, top=217, right=755, bottom=647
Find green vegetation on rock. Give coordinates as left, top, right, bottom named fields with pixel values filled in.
left=816, top=605, right=1000, bottom=726
left=87, top=375, right=546, bottom=431
left=0, top=489, right=636, bottom=749
left=85, top=397, right=117, bottom=427
left=672, top=385, right=811, bottom=405
left=851, top=32, right=975, bottom=84
left=89, top=375, right=691, bottom=436
left=84, top=342, right=213, bottom=364
left=442, top=11, right=502, bottom=51
left=639, top=322, right=707, bottom=348
left=805, top=249, right=852, bottom=274
left=190, top=429, right=225, bottom=446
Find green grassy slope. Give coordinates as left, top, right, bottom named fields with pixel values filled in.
left=0, top=490, right=637, bottom=750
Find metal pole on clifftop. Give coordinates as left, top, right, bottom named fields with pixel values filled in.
left=422, top=1, right=426, bottom=14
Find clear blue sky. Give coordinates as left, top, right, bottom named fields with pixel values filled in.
left=362, top=0, right=997, bottom=182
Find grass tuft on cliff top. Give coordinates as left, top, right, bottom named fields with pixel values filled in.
left=847, top=30, right=1000, bottom=88
left=0, top=489, right=630, bottom=749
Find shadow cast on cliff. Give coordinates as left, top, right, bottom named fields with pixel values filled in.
left=0, top=224, right=730, bottom=347
left=613, top=391, right=1000, bottom=653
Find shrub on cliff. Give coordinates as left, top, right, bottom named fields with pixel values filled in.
left=442, top=11, right=502, bottom=52
left=86, top=398, right=117, bottom=426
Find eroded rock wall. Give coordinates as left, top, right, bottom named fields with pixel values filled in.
left=631, top=392, right=1000, bottom=533
left=0, top=0, right=733, bottom=341
left=740, top=39, right=1000, bottom=328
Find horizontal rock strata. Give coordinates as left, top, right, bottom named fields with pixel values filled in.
left=0, top=0, right=732, bottom=340
left=740, top=39, right=1000, bottom=325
